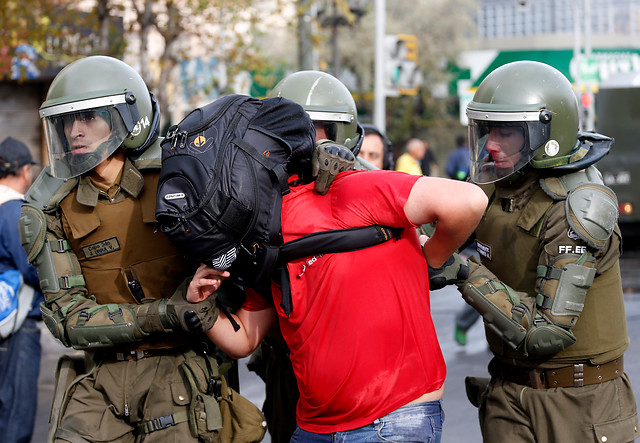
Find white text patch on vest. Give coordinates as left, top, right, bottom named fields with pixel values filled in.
left=81, top=237, right=121, bottom=259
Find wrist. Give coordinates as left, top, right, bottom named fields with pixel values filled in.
left=158, top=299, right=175, bottom=330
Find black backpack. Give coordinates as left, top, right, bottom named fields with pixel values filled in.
left=155, top=94, right=402, bottom=313
left=155, top=94, right=315, bottom=288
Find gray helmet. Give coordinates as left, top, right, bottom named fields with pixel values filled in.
left=39, top=56, right=160, bottom=178
left=269, top=70, right=364, bottom=155
left=466, top=61, right=581, bottom=184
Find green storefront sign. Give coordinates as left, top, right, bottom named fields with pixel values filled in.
left=470, top=48, right=640, bottom=88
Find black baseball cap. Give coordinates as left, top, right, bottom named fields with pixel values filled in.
left=0, top=137, right=40, bottom=174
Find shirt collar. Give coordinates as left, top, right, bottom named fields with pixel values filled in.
left=75, top=157, right=144, bottom=207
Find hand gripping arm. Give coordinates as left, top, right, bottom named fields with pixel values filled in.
left=19, top=204, right=217, bottom=350
left=428, top=252, right=470, bottom=291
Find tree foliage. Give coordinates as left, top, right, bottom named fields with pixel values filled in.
left=0, top=0, right=125, bottom=80
left=2, top=0, right=477, bottom=157
left=308, top=0, right=478, bottom=158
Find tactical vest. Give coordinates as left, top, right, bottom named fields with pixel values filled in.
left=59, top=172, right=189, bottom=305
left=476, top=182, right=628, bottom=366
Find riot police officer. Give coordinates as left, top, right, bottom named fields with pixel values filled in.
left=19, top=56, right=226, bottom=442
left=458, top=61, right=639, bottom=442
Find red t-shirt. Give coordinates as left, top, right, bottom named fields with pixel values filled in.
left=269, top=170, right=446, bottom=433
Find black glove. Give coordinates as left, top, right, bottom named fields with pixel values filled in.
left=163, top=296, right=218, bottom=333
left=427, top=252, right=470, bottom=291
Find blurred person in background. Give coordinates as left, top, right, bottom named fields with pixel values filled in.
left=421, top=139, right=440, bottom=177
left=396, top=138, right=426, bottom=176
left=0, top=137, right=42, bottom=443
left=359, top=123, right=394, bottom=170
left=445, top=135, right=470, bottom=181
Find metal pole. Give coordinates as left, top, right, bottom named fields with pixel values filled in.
left=373, top=0, right=385, bottom=132
left=573, top=0, right=581, bottom=64
left=584, top=0, right=591, bottom=57
left=332, top=23, right=340, bottom=76
left=298, top=0, right=314, bottom=70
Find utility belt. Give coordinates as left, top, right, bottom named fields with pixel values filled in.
left=490, top=356, right=623, bottom=389
left=94, top=345, right=191, bottom=362
left=88, top=342, right=199, bottom=361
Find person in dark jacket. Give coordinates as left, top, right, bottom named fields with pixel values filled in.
left=0, top=136, right=43, bottom=443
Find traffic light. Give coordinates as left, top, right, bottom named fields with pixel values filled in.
left=384, top=34, right=422, bottom=96
left=579, top=89, right=595, bottom=131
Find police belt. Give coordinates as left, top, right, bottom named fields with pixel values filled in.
left=94, top=347, right=184, bottom=362
left=490, top=356, right=623, bottom=389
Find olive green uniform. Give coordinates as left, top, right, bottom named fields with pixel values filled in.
left=470, top=170, right=639, bottom=442
left=24, top=159, right=221, bottom=442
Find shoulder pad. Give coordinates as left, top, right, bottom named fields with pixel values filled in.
left=540, top=165, right=604, bottom=200
left=19, top=204, right=47, bottom=264
left=566, top=182, right=618, bottom=249
left=24, top=165, right=78, bottom=212
left=130, top=137, right=162, bottom=170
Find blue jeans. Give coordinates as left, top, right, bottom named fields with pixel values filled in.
left=290, top=399, right=444, bottom=443
left=0, top=318, right=42, bottom=443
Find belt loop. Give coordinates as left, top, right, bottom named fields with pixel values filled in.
left=529, top=369, right=546, bottom=389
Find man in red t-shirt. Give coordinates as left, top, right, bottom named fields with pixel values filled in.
left=187, top=169, right=487, bottom=441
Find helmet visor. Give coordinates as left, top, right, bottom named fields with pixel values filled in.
left=41, top=99, right=130, bottom=178
left=467, top=110, right=551, bottom=184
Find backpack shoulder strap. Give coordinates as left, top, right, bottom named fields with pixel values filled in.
left=233, top=136, right=290, bottom=196
left=278, top=225, right=403, bottom=264
left=276, top=225, right=403, bottom=316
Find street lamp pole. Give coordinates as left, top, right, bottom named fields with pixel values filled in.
left=373, top=0, right=385, bottom=132
left=299, top=0, right=315, bottom=70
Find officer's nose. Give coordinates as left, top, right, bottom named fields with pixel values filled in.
left=485, top=139, right=501, bottom=155
left=69, top=119, right=84, bottom=138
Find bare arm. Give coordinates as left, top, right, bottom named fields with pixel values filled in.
left=187, top=264, right=276, bottom=359
left=404, top=177, right=487, bottom=268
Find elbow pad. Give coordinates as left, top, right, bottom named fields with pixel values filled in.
left=536, top=252, right=596, bottom=330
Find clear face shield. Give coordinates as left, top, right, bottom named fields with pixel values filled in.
left=40, top=94, right=137, bottom=178
left=307, top=110, right=355, bottom=148
left=467, top=109, right=552, bottom=184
